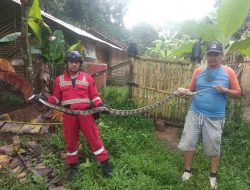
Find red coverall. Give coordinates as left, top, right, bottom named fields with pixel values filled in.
left=47, top=71, right=109, bottom=164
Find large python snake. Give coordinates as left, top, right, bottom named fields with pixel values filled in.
left=29, top=88, right=213, bottom=116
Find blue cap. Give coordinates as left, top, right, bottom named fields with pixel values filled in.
left=206, top=41, right=223, bottom=53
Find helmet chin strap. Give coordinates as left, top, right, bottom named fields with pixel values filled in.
left=70, top=71, right=80, bottom=79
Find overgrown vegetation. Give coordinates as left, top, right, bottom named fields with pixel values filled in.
left=0, top=91, right=25, bottom=107
left=0, top=86, right=249, bottom=189
left=39, top=0, right=129, bottom=42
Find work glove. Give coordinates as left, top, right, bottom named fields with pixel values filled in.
left=97, top=103, right=110, bottom=114
left=30, top=94, right=48, bottom=103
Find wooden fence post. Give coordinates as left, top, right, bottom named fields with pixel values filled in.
left=128, top=58, right=134, bottom=99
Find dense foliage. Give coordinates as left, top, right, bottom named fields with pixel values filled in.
left=127, top=23, right=159, bottom=54
left=0, top=82, right=25, bottom=107
left=176, top=0, right=250, bottom=58
left=20, top=0, right=250, bottom=60
left=0, top=91, right=25, bottom=107
left=38, top=0, right=160, bottom=53
left=39, top=0, right=129, bottom=41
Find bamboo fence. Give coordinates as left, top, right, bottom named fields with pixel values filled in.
left=131, top=57, right=192, bottom=123
left=106, top=56, right=248, bottom=124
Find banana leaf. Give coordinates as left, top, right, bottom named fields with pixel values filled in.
left=171, top=42, right=194, bottom=58
left=178, top=20, right=217, bottom=42
left=178, top=0, right=250, bottom=46
left=240, top=47, right=250, bottom=56
left=29, top=0, right=42, bottom=20
left=28, top=19, right=42, bottom=43
left=30, top=46, right=42, bottom=54
left=217, top=0, right=250, bottom=43
left=0, top=32, right=32, bottom=47
left=49, top=30, right=65, bottom=62
left=68, top=40, right=84, bottom=51
left=0, top=32, right=21, bottom=43
left=227, top=37, right=250, bottom=55
left=28, top=0, right=51, bottom=44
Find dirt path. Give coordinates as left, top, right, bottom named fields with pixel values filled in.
left=155, top=127, right=180, bottom=147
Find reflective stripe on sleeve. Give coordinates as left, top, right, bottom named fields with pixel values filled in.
left=92, top=97, right=101, bottom=103
left=66, top=151, right=78, bottom=156
left=59, top=75, right=64, bottom=82
left=93, top=146, right=105, bottom=155
left=61, top=98, right=91, bottom=106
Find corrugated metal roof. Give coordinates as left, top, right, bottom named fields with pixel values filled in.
left=11, top=0, right=124, bottom=51
left=86, top=27, right=128, bottom=50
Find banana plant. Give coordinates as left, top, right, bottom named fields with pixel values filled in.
left=145, top=39, right=168, bottom=58
left=177, top=0, right=250, bottom=57
left=68, top=40, right=84, bottom=52
left=31, top=30, right=65, bottom=77
left=27, top=0, right=66, bottom=78
left=145, top=35, right=194, bottom=60
left=67, top=40, right=87, bottom=57
left=28, top=0, right=51, bottom=45
left=43, top=30, right=65, bottom=70
left=227, top=34, right=250, bottom=56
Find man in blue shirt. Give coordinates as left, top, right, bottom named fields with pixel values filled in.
left=178, top=41, right=241, bottom=189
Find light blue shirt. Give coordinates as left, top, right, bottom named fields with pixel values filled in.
left=190, top=66, right=230, bottom=118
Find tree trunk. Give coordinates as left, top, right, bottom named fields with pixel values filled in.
left=20, top=0, right=35, bottom=88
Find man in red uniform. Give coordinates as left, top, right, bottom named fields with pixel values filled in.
left=32, top=51, right=112, bottom=181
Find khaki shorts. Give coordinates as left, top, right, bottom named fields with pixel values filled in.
left=178, top=110, right=225, bottom=156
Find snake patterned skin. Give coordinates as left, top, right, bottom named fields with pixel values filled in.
left=35, top=88, right=213, bottom=116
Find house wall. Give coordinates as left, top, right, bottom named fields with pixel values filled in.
left=41, top=17, right=128, bottom=67
left=0, top=0, right=128, bottom=82
left=85, top=28, right=129, bottom=68
left=0, top=1, right=21, bottom=59
left=95, top=44, right=109, bottom=64
left=11, top=58, right=43, bottom=77
left=106, top=48, right=129, bottom=85
left=110, top=49, right=128, bottom=66
left=0, top=1, right=38, bottom=59
left=0, top=1, right=43, bottom=79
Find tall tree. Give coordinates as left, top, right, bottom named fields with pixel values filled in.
left=128, top=23, right=159, bottom=54
left=39, top=0, right=129, bottom=41
left=38, top=0, right=66, bottom=18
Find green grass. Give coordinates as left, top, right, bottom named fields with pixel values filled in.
left=0, top=86, right=249, bottom=190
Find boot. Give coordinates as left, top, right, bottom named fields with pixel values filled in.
left=66, top=164, right=78, bottom=182
left=101, top=160, right=112, bottom=178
